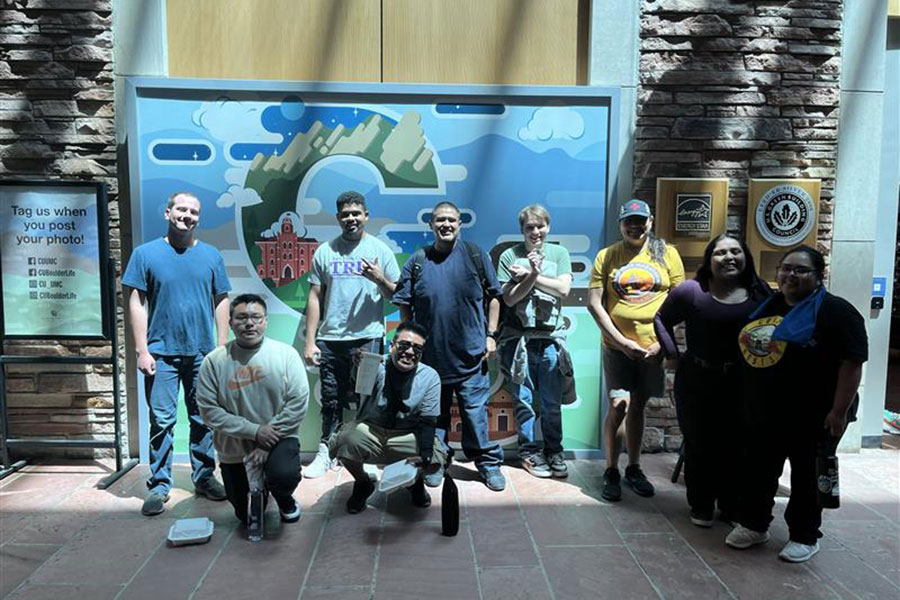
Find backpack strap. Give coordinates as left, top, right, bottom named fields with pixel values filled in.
left=408, top=247, right=427, bottom=308
left=462, top=241, right=490, bottom=296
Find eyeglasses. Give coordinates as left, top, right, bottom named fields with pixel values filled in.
left=393, top=340, right=424, bottom=358
left=233, top=314, right=266, bottom=324
left=777, top=265, right=815, bottom=276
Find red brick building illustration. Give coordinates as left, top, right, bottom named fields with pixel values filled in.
left=255, top=216, right=318, bottom=287
left=449, top=388, right=517, bottom=443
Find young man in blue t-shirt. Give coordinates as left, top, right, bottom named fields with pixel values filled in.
left=123, top=192, right=231, bottom=516
left=392, top=202, right=506, bottom=491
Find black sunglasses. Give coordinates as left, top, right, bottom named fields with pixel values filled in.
left=393, top=340, right=424, bottom=358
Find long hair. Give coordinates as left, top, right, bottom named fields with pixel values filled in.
left=646, top=232, right=667, bottom=265
left=695, top=233, right=772, bottom=300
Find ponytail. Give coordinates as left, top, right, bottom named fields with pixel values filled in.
left=647, top=232, right=667, bottom=266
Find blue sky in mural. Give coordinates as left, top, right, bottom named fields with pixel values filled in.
left=136, top=93, right=610, bottom=247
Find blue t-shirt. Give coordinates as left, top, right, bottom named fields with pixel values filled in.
left=122, top=238, right=231, bottom=356
left=393, top=241, right=502, bottom=383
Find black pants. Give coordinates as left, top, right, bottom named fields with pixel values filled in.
left=738, top=414, right=830, bottom=545
left=220, top=438, right=301, bottom=523
left=317, top=338, right=382, bottom=442
left=674, top=360, right=740, bottom=518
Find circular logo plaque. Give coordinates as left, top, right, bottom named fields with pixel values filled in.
left=755, top=184, right=816, bottom=247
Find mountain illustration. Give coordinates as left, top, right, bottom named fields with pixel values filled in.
left=239, top=110, right=441, bottom=308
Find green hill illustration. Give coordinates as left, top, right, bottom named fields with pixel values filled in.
left=241, top=110, right=439, bottom=311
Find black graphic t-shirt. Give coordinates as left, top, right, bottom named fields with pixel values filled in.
left=738, top=292, right=868, bottom=428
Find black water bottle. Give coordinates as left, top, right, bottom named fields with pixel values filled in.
left=816, top=437, right=840, bottom=509
left=441, top=471, right=459, bottom=537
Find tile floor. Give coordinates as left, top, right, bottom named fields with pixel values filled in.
left=1, top=451, right=898, bottom=600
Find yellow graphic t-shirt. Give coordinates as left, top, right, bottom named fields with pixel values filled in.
left=738, top=316, right=787, bottom=368
left=589, top=241, right=685, bottom=348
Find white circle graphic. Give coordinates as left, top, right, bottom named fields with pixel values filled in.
left=755, top=185, right=815, bottom=247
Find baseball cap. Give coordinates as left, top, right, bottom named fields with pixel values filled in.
left=618, top=199, right=652, bottom=221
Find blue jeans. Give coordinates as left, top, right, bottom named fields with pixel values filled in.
left=501, top=340, right=563, bottom=456
left=144, top=354, right=216, bottom=495
left=317, top=338, right=382, bottom=442
left=437, top=370, right=503, bottom=470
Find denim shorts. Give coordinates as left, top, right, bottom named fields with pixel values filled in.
left=602, top=346, right=665, bottom=400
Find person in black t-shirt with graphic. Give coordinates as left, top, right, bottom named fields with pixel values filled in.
left=725, top=246, right=868, bottom=563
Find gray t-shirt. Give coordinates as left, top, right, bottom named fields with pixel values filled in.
left=357, top=360, right=441, bottom=431
left=496, top=242, right=572, bottom=336
left=309, top=233, right=400, bottom=341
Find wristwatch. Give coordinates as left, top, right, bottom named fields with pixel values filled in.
left=486, top=330, right=500, bottom=340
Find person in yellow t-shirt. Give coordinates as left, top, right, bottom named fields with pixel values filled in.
left=588, top=199, right=684, bottom=502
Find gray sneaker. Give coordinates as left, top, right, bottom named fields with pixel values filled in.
left=521, top=453, right=552, bottom=478
left=481, top=468, right=506, bottom=492
left=423, top=464, right=444, bottom=488
left=195, top=477, right=227, bottom=501
left=546, top=452, right=568, bottom=478
left=141, top=491, right=168, bottom=516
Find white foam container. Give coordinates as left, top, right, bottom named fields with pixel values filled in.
left=167, top=517, right=214, bottom=546
left=377, top=460, right=418, bottom=494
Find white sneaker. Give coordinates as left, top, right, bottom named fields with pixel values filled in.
left=778, top=540, right=820, bottom=563
left=304, top=442, right=336, bottom=479
left=725, top=524, right=770, bottom=549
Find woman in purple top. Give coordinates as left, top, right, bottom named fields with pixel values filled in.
left=654, top=234, right=771, bottom=527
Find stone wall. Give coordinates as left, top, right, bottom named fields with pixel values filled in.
left=635, top=0, right=843, bottom=452
left=0, top=0, right=122, bottom=458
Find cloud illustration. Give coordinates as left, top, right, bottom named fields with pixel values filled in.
left=298, top=196, right=322, bottom=216
left=192, top=98, right=282, bottom=143
left=216, top=185, right=262, bottom=209
left=518, top=107, right=585, bottom=141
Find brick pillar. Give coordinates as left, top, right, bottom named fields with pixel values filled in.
left=635, top=0, right=843, bottom=451
left=0, top=0, right=123, bottom=458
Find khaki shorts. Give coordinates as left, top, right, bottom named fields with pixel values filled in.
left=331, top=421, right=446, bottom=466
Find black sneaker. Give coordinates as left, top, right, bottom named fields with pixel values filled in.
left=601, top=467, right=622, bottom=502
left=546, top=452, right=568, bottom=478
left=690, top=510, right=714, bottom=528
left=280, top=499, right=302, bottom=523
left=623, top=464, right=655, bottom=497
left=521, top=453, right=552, bottom=479
left=346, top=478, right=375, bottom=514
left=407, top=477, right=432, bottom=508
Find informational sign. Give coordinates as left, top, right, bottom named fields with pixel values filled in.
left=0, top=182, right=107, bottom=338
left=674, top=193, right=712, bottom=235
left=747, top=179, right=821, bottom=281
left=655, top=178, right=729, bottom=276
left=128, top=79, right=618, bottom=454
left=754, top=184, right=816, bottom=247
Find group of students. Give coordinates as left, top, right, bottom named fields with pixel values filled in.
left=124, top=191, right=867, bottom=564
left=591, top=199, right=867, bottom=564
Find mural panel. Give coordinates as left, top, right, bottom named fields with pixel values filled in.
left=128, top=80, right=616, bottom=454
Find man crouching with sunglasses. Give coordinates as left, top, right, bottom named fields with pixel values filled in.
left=330, top=320, right=446, bottom=514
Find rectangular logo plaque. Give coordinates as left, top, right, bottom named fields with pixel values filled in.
left=675, top=193, right=711, bottom=234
